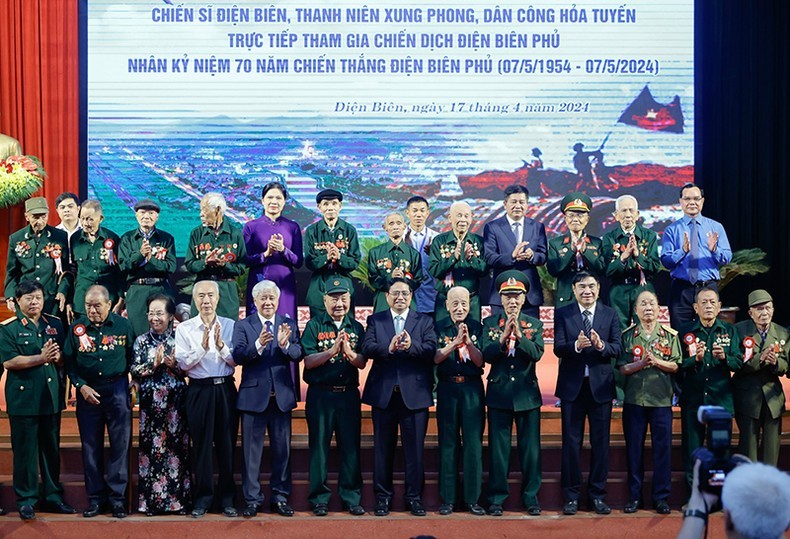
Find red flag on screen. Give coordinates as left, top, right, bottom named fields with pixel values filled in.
left=618, top=86, right=684, bottom=133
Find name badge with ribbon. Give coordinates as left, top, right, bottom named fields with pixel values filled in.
left=50, top=246, right=63, bottom=275
left=632, top=344, right=644, bottom=363
left=743, top=336, right=755, bottom=362
left=684, top=333, right=697, bottom=357
left=104, top=239, right=117, bottom=265
left=74, top=324, right=95, bottom=351
left=458, top=343, right=470, bottom=362
left=507, top=334, right=517, bottom=357
left=444, top=271, right=454, bottom=288
left=224, top=252, right=236, bottom=263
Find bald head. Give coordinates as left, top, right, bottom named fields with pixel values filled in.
left=446, top=286, right=470, bottom=323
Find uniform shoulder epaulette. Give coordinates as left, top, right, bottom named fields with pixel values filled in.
left=660, top=323, right=678, bottom=336
left=622, top=323, right=637, bottom=335
left=1, top=316, right=18, bottom=326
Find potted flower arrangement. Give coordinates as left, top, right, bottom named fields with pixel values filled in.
left=0, top=155, right=47, bottom=208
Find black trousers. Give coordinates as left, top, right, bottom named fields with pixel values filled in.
left=241, top=397, right=292, bottom=506
left=186, top=377, right=238, bottom=510
left=560, top=379, right=612, bottom=502
left=623, top=403, right=672, bottom=502
left=372, top=390, right=429, bottom=502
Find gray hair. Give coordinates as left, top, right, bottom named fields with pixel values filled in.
left=192, top=280, right=219, bottom=299
left=252, top=279, right=280, bottom=299
left=614, top=194, right=638, bottom=211
left=81, top=199, right=104, bottom=215
left=84, top=284, right=110, bottom=302
left=202, top=192, right=227, bottom=213
left=721, top=462, right=790, bottom=539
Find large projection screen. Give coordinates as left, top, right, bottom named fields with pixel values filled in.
left=85, top=0, right=694, bottom=257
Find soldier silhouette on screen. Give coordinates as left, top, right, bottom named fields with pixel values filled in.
left=572, top=142, right=603, bottom=190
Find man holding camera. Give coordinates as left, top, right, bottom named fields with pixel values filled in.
left=678, top=287, right=743, bottom=485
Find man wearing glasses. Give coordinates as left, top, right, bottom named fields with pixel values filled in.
left=661, top=183, right=732, bottom=328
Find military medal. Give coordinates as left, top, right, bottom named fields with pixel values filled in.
left=103, top=238, right=117, bottom=265
left=74, top=323, right=95, bottom=351
left=224, top=252, right=237, bottom=263
left=743, top=336, right=755, bottom=361
left=632, top=344, right=644, bottom=363
left=684, top=333, right=697, bottom=356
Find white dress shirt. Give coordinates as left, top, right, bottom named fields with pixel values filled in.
left=254, top=313, right=289, bottom=355
left=175, top=315, right=236, bottom=378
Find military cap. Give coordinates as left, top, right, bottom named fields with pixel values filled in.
left=747, top=289, right=773, bottom=307
left=316, top=189, right=343, bottom=203
left=24, top=197, right=49, bottom=214
left=560, top=192, right=592, bottom=213
left=134, top=198, right=161, bottom=212
left=495, top=269, right=530, bottom=294
left=325, top=276, right=352, bottom=295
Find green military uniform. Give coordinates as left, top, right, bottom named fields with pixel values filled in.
left=5, top=225, right=71, bottom=315
left=547, top=232, right=605, bottom=309
left=302, top=310, right=364, bottom=509
left=367, top=239, right=422, bottom=313
left=64, top=313, right=134, bottom=390
left=617, top=324, right=682, bottom=407
left=119, top=227, right=177, bottom=336
left=733, top=319, right=789, bottom=466
left=602, top=224, right=660, bottom=328
left=0, top=313, right=67, bottom=509
left=70, top=227, right=122, bottom=314
left=428, top=231, right=486, bottom=323
left=184, top=220, right=246, bottom=320
left=678, top=318, right=743, bottom=482
left=482, top=311, right=545, bottom=508
left=303, top=218, right=361, bottom=317
left=434, top=317, right=484, bottom=507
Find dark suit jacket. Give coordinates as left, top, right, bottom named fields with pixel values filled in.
left=361, top=309, right=436, bottom=410
left=483, top=216, right=547, bottom=308
left=232, top=313, right=303, bottom=413
left=554, top=302, right=622, bottom=403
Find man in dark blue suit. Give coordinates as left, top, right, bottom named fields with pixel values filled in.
left=361, top=278, right=437, bottom=517
left=484, top=184, right=547, bottom=318
left=232, top=280, right=303, bottom=518
left=554, top=271, right=622, bottom=515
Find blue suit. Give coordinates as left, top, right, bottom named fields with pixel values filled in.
left=483, top=216, right=547, bottom=315
left=361, top=309, right=436, bottom=503
left=232, top=314, right=303, bottom=506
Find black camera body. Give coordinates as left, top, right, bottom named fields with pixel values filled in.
left=692, top=405, right=739, bottom=494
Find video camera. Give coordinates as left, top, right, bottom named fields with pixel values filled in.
left=691, top=405, right=740, bottom=494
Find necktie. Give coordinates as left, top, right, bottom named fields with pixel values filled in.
left=394, top=315, right=404, bottom=334
left=688, top=218, right=699, bottom=284
left=265, top=320, right=273, bottom=349
left=582, top=310, right=592, bottom=337
left=512, top=221, right=521, bottom=243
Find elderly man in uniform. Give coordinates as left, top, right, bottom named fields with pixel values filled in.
left=232, top=280, right=302, bottom=518
left=5, top=197, right=70, bottom=316
left=483, top=184, right=547, bottom=318
left=0, top=280, right=76, bottom=520
left=304, top=189, right=361, bottom=317
left=404, top=195, right=439, bottom=315
left=733, top=290, right=788, bottom=466
left=678, top=286, right=743, bottom=485
left=547, top=193, right=605, bottom=309
left=482, top=270, right=545, bottom=517
left=434, top=286, right=485, bottom=516
left=362, top=278, right=437, bottom=517
left=661, top=183, right=732, bottom=328
left=119, top=198, right=177, bottom=337
left=367, top=212, right=423, bottom=313
left=175, top=280, right=238, bottom=518
left=64, top=284, right=134, bottom=518
left=302, top=276, right=366, bottom=516
left=68, top=200, right=122, bottom=319
left=185, top=192, right=246, bottom=320
left=429, top=201, right=487, bottom=323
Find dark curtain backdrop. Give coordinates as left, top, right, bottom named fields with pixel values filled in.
left=0, top=0, right=788, bottom=320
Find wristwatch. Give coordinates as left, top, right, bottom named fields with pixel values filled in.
left=683, top=508, right=708, bottom=521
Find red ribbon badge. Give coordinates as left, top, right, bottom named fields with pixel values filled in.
left=50, top=246, right=63, bottom=274
left=103, top=238, right=117, bottom=265
left=224, top=252, right=236, bottom=263
left=74, top=323, right=94, bottom=351
left=632, top=344, right=644, bottom=362
left=684, top=333, right=697, bottom=357
left=743, top=336, right=755, bottom=362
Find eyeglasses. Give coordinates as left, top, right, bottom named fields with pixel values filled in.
left=388, top=290, right=411, bottom=297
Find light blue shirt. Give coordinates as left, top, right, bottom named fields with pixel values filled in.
left=660, top=214, right=731, bottom=282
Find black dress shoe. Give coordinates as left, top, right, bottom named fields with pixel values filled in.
left=83, top=503, right=104, bottom=518
left=43, top=501, right=77, bottom=514
left=468, top=504, right=486, bottom=516
left=590, top=498, right=611, bottom=515
left=223, top=506, right=238, bottom=518
left=527, top=504, right=542, bottom=516
left=145, top=510, right=156, bottom=517
left=111, top=504, right=128, bottom=519
left=438, top=503, right=453, bottom=516
left=563, top=500, right=578, bottom=515
left=0, top=507, right=5, bottom=516
left=19, top=505, right=35, bottom=521
left=624, top=500, right=639, bottom=514
left=312, top=503, right=328, bottom=516
left=242, top=504, right=259, bottom=517
left=190, top=507, right=207, bottom=518
left=406, top=499, right=426, bottom=516
left=374, top=499, right=390, bottom=517
left=654, top=500, right=671, bottom=515
left=346, top=504, right=365, bottom=516
left=488, top=504, right=504, bottom=516
left=270, top=500, right=294, bottom=517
